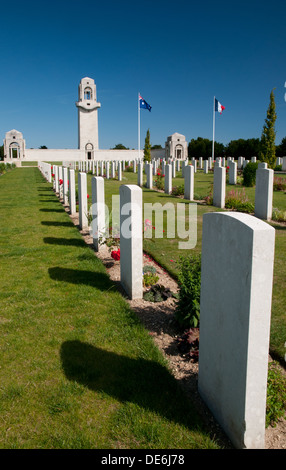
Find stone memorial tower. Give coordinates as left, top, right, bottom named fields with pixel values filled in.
left=76, top=77, right=101, bottom=159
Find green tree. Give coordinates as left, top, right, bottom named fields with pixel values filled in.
left=0, top=145, right=4, bottom=160
left=226, top=138, right=260, bottom=158
left=259, top=89, right=277, bottom=168
left=111, top=143, right=129, bottom=150
left=188, top=137, right=225, bottom=159
left=144, top=129, right=151, bottom=162
left=39, top=145, right=48, bottom=149
left=276, top=137, right=286, bottom=158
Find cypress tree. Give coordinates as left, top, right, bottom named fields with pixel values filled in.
left=259, top=89, right=277, bottom=168
left=144, top=129, right=151, bottom=162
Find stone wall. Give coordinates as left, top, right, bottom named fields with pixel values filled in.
left=22, top=148, right=144, bottom=162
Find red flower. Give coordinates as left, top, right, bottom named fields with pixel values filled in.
left=87, top=194, right=89, bottom=198
left=52, top=173, right=55, bottom=178
left=111, top=249, right=120, bottom=261
left=59, top=179, right=63, bottom=185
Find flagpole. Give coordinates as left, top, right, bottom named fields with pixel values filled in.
left=138, top=92, right=140, bottom=161
left=212, top=96, right=215, bottom=161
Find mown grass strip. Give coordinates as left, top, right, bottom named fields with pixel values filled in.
left=0, top=168, right=223, bottom=449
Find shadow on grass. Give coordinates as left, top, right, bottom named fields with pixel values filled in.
left=60, top=340, right=201, bottom=431
left=49, top=267, right=113, bottom=290
left=44, top=237, right=87, bottom=247
left=271, top=223, right=286, bottom=231
left=40, top=208, right=66, bottom=213
left=38, top=199, right=60, bottom=203
left=42, top=221, right=75, bottom=227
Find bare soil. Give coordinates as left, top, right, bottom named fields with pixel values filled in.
left=67, top=206, right=286, bottom=450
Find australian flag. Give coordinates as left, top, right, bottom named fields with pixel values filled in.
left=139, top=94, right=152, bottom=111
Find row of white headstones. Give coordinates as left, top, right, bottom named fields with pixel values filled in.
left=38, top=160, right=276, bottom=450
left=62, top=154, right=276, bottom=221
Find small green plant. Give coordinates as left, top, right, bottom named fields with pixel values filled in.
left=171, top=184, right=184, bottom=197
left=143, top=265, right=157, bottom=274
left=143, top=272, right=159, bottom=287
left=204, top=185, right=213, bottom=205
left=193, top=193, right=207, bottom=201
left=175, top=254, right=201, bottom=328
left=273, top=176, right=286, bottom=191
left=125, top=164, right=133, bottom=172
left=272, top=207, right=286, bottom=222
left=243, top=161, right=259, bottom=187
left=154, top=170, right=164, bottom=190
left=274, top=164, right=282, bottom=171
left=266, top=361, right=286, bottom=428
left=143, top=284, right=176, bottom=302
left=176, top=328, right=200, bottom=362
left=0, top=162, right=16, bottom=175
left=225, top=188, right=254, bottom=213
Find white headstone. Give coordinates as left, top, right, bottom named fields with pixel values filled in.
left=54, top=165, right=59, bottom=194
left=164, top=164, right=172, bottom=194
left=204, top=159, right=208, bottom=174
left=111, top=161, right=115, bottom=178
left=106, top=161, right=110, bottom=179
left=229, top=161, right=237, bottom=185
left=191, top=158, right=197, bottom=173
left=58, top=166, right=63, bottom=199
left=198, top=211, right=275, bottom=449
left=78, top=172, right=88, bottom=229
left=254, top=165, right=274, bottom=221
left=118, top=161, right=122, bottom=181
left=63, top=167, right=69, bottom=205
left=120, top=185, right=143, bottom=299
left=91, top=176, right=106, bottom=251
left=69, top=169, right=76, bottom=215
left=238, top=156, right=244, bottom=169
left=146, top=162, right=153, bottom=189
left=137, top=161, right=143, bottom=187
left=172, top=160, right=176, bottom=177
left=184, top=165, right=194, bottom=200
left=213, top=166, right=226, bottom=208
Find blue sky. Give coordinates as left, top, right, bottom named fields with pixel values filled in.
left=0, top=0, right=285, bottom=150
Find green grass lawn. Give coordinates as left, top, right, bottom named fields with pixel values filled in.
left=83, top=166, right=286, bottom=362
left=0, top=167, right=223, bottom=449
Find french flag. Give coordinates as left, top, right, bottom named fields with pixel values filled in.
left=215, top=98, right=225, bottom=114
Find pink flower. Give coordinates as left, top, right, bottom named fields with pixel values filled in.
left=145, top=219, right=152, bottom=227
